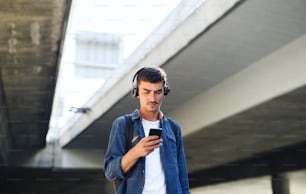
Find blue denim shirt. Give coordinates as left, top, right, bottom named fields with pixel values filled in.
left=104, top=109, right=190, bottom=194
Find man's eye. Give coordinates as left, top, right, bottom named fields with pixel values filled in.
left=156, top=90, right=162, bottom=94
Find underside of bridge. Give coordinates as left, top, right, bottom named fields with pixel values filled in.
left=1, top=0, right=306, bottom=193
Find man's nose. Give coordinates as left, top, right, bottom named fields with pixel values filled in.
left=149, top=92, right=156, bottom=101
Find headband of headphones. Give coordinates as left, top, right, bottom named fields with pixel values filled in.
left=131, top=67, right=170, bottom=97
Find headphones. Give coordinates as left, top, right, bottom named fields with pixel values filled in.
left=131, top=67, right=171, bottom=97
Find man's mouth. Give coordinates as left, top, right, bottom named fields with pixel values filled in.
left=148, top=102, right=158, bottom=105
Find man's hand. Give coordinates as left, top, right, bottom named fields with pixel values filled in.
left=134, top=135, right=163, bottom=157
left=121, top=136, right=162, bottom=173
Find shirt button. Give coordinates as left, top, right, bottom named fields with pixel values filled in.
left=142, top=170, right=144, bottom=174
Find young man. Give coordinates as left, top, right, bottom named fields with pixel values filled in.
left=104, top=66, right=190, bottom=194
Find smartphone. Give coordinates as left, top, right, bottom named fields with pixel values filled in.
left=149, top=128, right=162, bottom=138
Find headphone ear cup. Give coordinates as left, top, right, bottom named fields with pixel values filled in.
left=131, top=86, right=138, bottom=97
left=131, top=68, right=143, bottom=97
left=164, top=87, right=170, bottom=96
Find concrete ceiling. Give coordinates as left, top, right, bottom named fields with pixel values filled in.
left=64, top=0, right=306, bottom=174
left=0, top=0, right=71, bottom=150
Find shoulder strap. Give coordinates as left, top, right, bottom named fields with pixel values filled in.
left=124, top=115, right=133, bottom=150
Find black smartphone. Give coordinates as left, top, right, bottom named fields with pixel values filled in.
left=149, top=128, right=162, bottom=138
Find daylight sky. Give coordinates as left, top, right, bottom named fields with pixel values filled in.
left=70, top=0, right=181, bottom=58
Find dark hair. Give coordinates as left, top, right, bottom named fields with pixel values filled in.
left=136, top=67, right=167, bottom=85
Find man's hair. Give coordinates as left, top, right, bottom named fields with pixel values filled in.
left=136, top=67, right=167, bottom=85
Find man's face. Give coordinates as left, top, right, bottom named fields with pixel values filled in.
left=138, top=80, right=164, bottom=113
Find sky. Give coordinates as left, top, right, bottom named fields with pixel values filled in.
left=71, top=0, right=181, bottom=58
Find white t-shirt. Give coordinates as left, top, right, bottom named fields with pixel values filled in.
left=142, top=119, right=166, bottom=194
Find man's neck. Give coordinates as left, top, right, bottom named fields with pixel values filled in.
left=140, top=109, right=161, bottom=121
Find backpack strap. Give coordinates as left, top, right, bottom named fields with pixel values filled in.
left=124, top=115, right=133, bottom=151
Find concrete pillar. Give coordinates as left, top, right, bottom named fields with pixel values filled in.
left=271, top=173, right=290, bottom=194
left=0, top=79, right=10, bottom=165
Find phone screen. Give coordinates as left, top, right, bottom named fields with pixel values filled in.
left=149, top=128, right=162, bottom=138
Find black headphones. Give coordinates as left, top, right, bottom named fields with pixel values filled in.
left=131, top=67, right=171, bottom=97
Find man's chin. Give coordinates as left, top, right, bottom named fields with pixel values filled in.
left=147, top=107, right=159, bottom=113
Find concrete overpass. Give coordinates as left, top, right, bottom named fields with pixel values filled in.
left=1, top=0, right=306, bottom=193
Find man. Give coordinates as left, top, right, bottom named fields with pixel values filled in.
left=104, top=66, right=190, bottom=194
